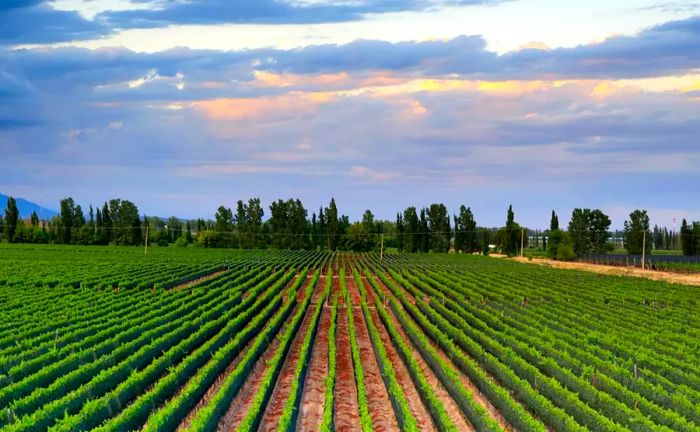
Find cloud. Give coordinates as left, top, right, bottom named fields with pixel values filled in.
left=0, top=0, right=504, bottom=45
left=1, top=15, right=696, bottom=112
left=0, top=2, right=109, bottom=44
left=97, top=0, right=503, bottom=29
left=2, top=15, right=700, bottom=222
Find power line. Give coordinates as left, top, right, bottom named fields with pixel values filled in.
left=26, top=225, right=655, bottom=236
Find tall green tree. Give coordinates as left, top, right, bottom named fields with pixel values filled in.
left=323, top=198, right=339, bottom=251
left=680, top=219, right=696, bottom=256
left=419, top=208, right=430, bottom=253
left=318, top=206, right=326, bottom=250
left=234, top=200, right=248, bottom=247
left=268, top=198, right=308, bottom=249
left=58, top=197, right=77, bottom=244
left=395, top=212, right=405, bottom=251
left=361, top=209, right=378, bottom=250
left=427, top=203, right=450, bottom=252
left=213, top=206, right=234, bottom=246
left=454, top=205, right=478, bottom=253
left=550, top=210, right=559, bottom=231
left=568, top=208, right=611, bottom=255
left=233, top=198, right=264, bottom=248
left=247, top=198, right=265, bottom=248
left=101, top=202, right=112, bottom=244
left=167, top=216, right=183, bottom=243
left=403, top=207, right=420, bottom=253
left=310, top=212, right=318, bottom=250
left=345, top=222, right=374, bottom=251
left=214, top=206, right=233, bottom=233
left=496, top=205, right=520, bottom=256
left=547, top=230, right=576, bottom=261
left=4, top=197, right=19, bottom=243
left=481, top=229, right=490, bottom=255
left=624, top=209, right=651, bottom=255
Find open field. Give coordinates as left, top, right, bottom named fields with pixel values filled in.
left=510, top=256, right=700, bottom=287
left=0, top=245, right=699, bottom=431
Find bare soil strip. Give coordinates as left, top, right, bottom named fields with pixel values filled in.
left=346, top=276, right=401, bottom=432
left=211, top=274, right=308, bottom=431
left=334, top=306, right=362, bottom=432
left=361, top=277, right=469, bottom=431
left=215, top=328, right=283, bottom=431
left=296, top=304, right=330, bottom=431
left=363, top=280, right=436, bottom=432
left=173, top=275, right=301, bottom=431
left=510, top=256, right=700, bottom=287
left=175, top=338, right=256, bottom=431
left=171, top=269, right=230, bottom=292
left=380, top=274, right=523, bottom=431
left=257, top=281, right=325, bottom=431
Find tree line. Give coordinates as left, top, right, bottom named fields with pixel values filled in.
left=2, top=195, right=699, bottom=257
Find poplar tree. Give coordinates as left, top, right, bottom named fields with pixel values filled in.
left=680, top=219, right=696, bottom=256
left=624, top=210, right=651, bottom=255
left=4, top=197, right=19, bottom=243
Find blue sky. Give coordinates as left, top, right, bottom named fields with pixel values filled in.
left=1, top=0, right=699, bottom=228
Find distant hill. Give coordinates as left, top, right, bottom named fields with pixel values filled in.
left=0, top=194, right=58, bottom=219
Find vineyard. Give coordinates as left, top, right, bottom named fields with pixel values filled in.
left=0, top=245, right=699, bottom=431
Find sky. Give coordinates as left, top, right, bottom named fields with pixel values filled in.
left=1, top=0, right=699, bottom=228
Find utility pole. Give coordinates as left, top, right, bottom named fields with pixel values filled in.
left=380, top=233, right=385, bottom=260
left=520, top=228, right=524, bottom=258
left=144, top=225, right=149, bottom=255
left=641, top=229, right=646, bottom=270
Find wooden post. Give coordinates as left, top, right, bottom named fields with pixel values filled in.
left=144, top=225, right=149, bottom=255
left=380, top=233, right=384, bottom=260
left=641, top=230, right=647, bottom=270
left=520, top=228, right=524, bottom=258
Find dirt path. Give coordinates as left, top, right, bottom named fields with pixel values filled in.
left=346, top=277, right=401, bottom=432
left=171, top=269, right=229, bottom=292
left=509, top=256, right=700, bottom=287
left=296, top=304, right=330, bottom=431
left=257, top=282, right=322, bottom=431
left=361, top=277, right=470, bottom=431
left=334, top=305, right=361, bottom=432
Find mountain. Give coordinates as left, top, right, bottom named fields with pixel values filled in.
left=0, top=194, right=58, bottom=220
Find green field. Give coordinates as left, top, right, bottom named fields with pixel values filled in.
left=0, top=245, right=698, bottom=431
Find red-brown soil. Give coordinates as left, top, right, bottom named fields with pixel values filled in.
left=371, top=290, right=473, bottom=430
left=357, top=281, right=436, bottom=431
left=171, top=269, right=229, bottom=292
left=378, top=275, right=514, bottom=431
left=346, top=276, right=400, bottom=432
left=334, top=306, right=361, bottom=432
left=257, top=281, right=323, bottom=431
left=296, top=304, right=330, bottom=431
left=214, top=276, right=312, bottom=431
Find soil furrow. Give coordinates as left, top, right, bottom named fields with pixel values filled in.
left=346, top=276, right=400, bottom=432
left=171, top=269, right=230, bottom=292
left=257, top=280, right=324, bottom=431
left=379, top=274, right=517, bottom=431
left=168, top=277, right=296, bottom=431
left=362, top=279, right=436, bottom=431
left=334, top=306, right=361, bottom=432
left=296, top=304, right=330, bottom=431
